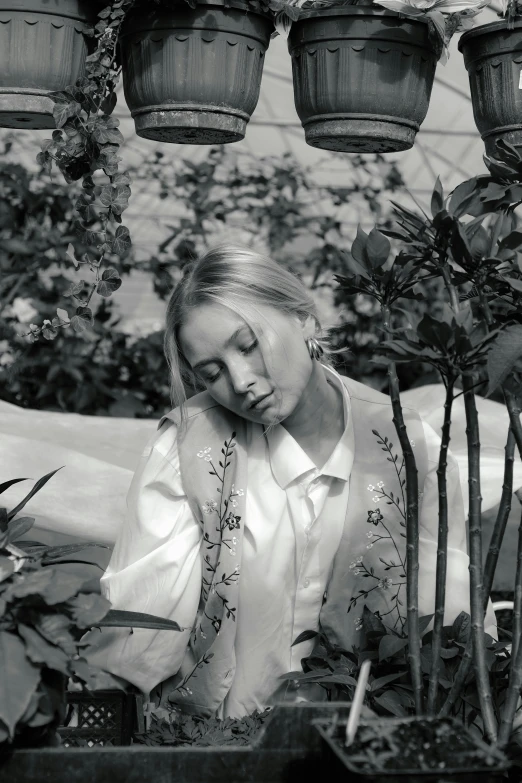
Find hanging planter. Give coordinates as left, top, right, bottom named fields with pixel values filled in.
left=459, top=21, right=522, bottom=157
left=119, top=0, right=274, bottom=144
left=0, top=0, right=100, bottom=130
left=287, top=7, right=440, bottom=153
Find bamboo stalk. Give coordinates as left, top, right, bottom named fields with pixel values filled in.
left=382, top=304, right=423, bottom=715
left=462, top=373, right=498, bottom=743
left=483, top=429, right=516, bottom=599
left=497, top=492, right=522, bottom=750
left=503, top=388, right=522, bottom=464
left=427, top=378, right=454, bottom=715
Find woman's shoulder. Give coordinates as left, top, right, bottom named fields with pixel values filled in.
left=158, top=390, right=220, bottom=430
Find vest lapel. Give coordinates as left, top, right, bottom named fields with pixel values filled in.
left=319, top=378, right=428, bottom=650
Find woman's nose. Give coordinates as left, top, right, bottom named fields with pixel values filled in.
left=229, top=361, right=256, bottom=395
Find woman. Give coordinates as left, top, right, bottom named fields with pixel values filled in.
left=86, top=244, right=483, bottom=719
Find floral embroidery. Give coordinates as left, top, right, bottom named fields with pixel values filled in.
left=354, top=617, right=363, bottom=631
left=202, top=500, right=218, bottom=514
left=378, top=578, right=393, bottom=590
left=367, top=484, right=375, bottom=491
left=377, top=481, right=385, bottom=489
left=367, top=509, right=383, bottom=525
left=366, top=531, right=374, bottom=539
left=197, top=446, right=212, bottom=461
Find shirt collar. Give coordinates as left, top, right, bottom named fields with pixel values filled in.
left=265, top=366, right=354, bottom=489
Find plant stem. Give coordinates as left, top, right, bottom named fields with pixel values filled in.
left=427, top=378, right=454, bottom=715
left=497, top=491, right=522, bottom=750
left=382, top=303, right=423, bottom=715
left=462, top=373, right=497, bottom=743
left=483, top=428, right=516, bottom=600
left=511, top=491, right=522, bottom=667
left=503, top=387, right=522, bottom=463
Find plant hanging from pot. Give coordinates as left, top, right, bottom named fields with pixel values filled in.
left=459, top=0, right=522, bottom=156
left=283, top=0, right=486, bottom=153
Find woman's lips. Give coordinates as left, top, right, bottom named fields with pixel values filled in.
left=249, top=392, right=274, bottom=411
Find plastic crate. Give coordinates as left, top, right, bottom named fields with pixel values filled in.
left=58, top=690, right=144, bottom=748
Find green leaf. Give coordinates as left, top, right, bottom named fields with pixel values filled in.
left=41, top=572, right=92, bottom=606
left=96, top=609, right=184, bottom=631
left=0, top=632, right=40, bottom=737
left=504, top=277, right=522, bottom=293
left=430, top=176, right=444, bottom=218
left=70, top=306, right=94, bottom=333
left=6, top=516, right=34, bottom=544
left=0, top=556, right=15, bottom=583
left=96, top=267, right=122, bottom=298
left=41, top=542, right=108, bottom=564
left=112, top=225, right=131, bottom=256
left=0, top=478, right=29, bottom=496
left=362, top=606, right=386, bottom=637
left=291, top=629, right=319, bottom=646
left=4, top=568, right=54, bottom=600
left=98, top=185, right=131, bottom=215
left=66, top=593, right=111, bottom=628
left=452, top=611, right=470, bottom=643
left=370, top=671, right=407, bottom=690
left=7, top=467, right=63, bottom=521
left=497, top=230, right=522, bottom=253
left=486, top=324, right=522, bottom=396
left=373, top=689, right=407, bottom=717
left=366, top=229, right=390, bottom=269
left=378, top=634, right=409, bottom=661
left=18, top=624, right=70, bottom=674
left=351, top=226, right=369, bottom=265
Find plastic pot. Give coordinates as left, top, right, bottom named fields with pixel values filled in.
left=119, top=0, right=273, bottom=144
left=314, top=715, right=510, bottom=782
left=0, top=0, right=100, bottom=129
left=287, top=7, right=439, bottom=153
left=459, top=21, right=522, bottom=157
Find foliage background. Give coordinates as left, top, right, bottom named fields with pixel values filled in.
left=1, top=134, right=438, bottom=416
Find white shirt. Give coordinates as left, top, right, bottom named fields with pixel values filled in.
left=92, top=367, right=479, bottom=718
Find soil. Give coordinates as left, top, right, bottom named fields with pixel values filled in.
left=334, top=717, right=506, bottom=773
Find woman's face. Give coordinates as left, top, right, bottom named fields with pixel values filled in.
left=178, top=301, right=314, bottom=425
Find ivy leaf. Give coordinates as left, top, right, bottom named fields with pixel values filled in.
left=0, top=632, right=40, bottom=738
left=112, top=225, right=131, bottom=256
left=452, top=611, right=470, bottom=643
left=56, top=308, right=70, bottom=323
left=66, top=243, right=79, bottom=268
left=96, top=268, right=122, bottom=298
left=486, top=324, right=522, bottom=396
left=98, top=184, right=131, bottom=215
left=70, top=306, right=94, bottom=333
left=100, top=91, right=117, bottom=115
left=92, top=117, right=124, bottom=146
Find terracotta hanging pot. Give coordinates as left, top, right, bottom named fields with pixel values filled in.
left=459, top=21, right=522, bottom=157
left=288, top=7, right=440, bottom=153
left=119, top=0, right=274, bottom=144
left=0, top=0, right=100, bottom=130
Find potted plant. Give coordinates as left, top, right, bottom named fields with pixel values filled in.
left=0, top=0, right=103, bottom=130
left=119, top=0, right=277, bottom=144
left=286, top=0, right=485, bottom=152
left=277, top=147, right=522, bottom=776
left=0, top=468, right=183, bottom=751
left=459, top=3, right=522, bottom=156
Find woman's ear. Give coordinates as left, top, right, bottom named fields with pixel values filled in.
left=300, top=314, right=317, bottom=340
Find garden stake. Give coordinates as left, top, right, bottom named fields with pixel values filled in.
left=345, top=659, right=371, bottom=746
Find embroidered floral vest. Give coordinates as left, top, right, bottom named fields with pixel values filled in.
left=158, top=376, right=428, bottom=717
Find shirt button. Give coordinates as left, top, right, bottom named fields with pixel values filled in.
left=303, top=578, right=310, bottom=588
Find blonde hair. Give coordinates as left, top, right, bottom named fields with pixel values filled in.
left=164, top=243, right=331, bottom=418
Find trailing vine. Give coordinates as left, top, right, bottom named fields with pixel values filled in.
left=31, top=0, right=137, bottom=341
